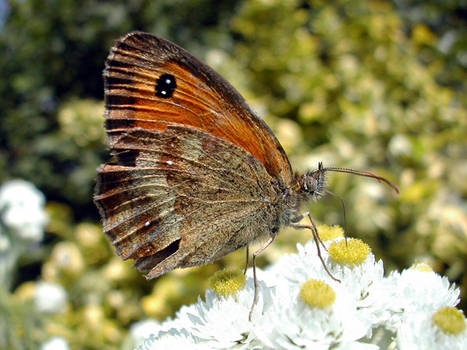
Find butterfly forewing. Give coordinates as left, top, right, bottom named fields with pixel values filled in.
left=103, top=31, right=293, bottom=185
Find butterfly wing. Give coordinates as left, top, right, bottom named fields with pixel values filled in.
left=94, top=126, right=282, bottom=278
left=103, top=31, right=293, bottom=185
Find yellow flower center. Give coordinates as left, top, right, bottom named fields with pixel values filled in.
left=300, top=279, right=336, bottom=309
left=317, top=224, right=344, bottom=241
left=328, top=238, right=371, bottom=266
left=209, top=269, right=246, bottom=298
left=432, top=307, right=466, bottom=335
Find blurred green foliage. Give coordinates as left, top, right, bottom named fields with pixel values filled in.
left=0, top=0, right=465, bottom=349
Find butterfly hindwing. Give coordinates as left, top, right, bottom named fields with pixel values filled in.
left=94, top=126, right=281, bottom=278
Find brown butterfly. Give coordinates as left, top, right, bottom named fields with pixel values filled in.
left=94, top=32, right=398, bottom=318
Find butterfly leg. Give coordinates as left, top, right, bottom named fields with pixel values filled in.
left=290, top=214, right=340, bottom=283
left=290, top=211, right=309, bottom=223
left=249, top=236, right=274, bottom=321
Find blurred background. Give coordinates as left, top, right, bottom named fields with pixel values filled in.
left=0, top=0, right=465, bottom=349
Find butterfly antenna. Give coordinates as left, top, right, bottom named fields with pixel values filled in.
left=322, top=167, right=399, bottom=194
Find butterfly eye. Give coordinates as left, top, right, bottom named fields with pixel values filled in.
left=155, top=73, right=177, bottom=98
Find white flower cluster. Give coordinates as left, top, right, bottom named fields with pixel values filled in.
left=132, top=234, right=465, bottom=350
left=34, top=281, right=68, bottom=313
left=0, top=179, right=48, bottom=285
left=40, top=336, right=70, bottom=350
left=0, top=179, right=48, bottom=242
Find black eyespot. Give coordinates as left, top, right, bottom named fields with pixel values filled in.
left=155, top=74, right=176, bottom=98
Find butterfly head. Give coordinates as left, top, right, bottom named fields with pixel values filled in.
left=299, top=162, right=328, bottom=201
left=296, top=161, right=399, bottom=202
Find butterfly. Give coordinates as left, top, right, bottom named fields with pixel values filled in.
left=94, top=32, right=398, bottom=318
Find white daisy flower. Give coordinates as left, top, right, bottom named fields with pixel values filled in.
left=253, top=275, right=374, bottom=350
left=173, top=271, right=274, bottom=349
left=134, top=269, right=272, bottom=349
left=384, top=264, right=460, bottom=330
left=325, top=238, right=392, bottom=330
left=273, top=233, right=391, bottom=331
left=397, top=306, right=466, bottom=350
